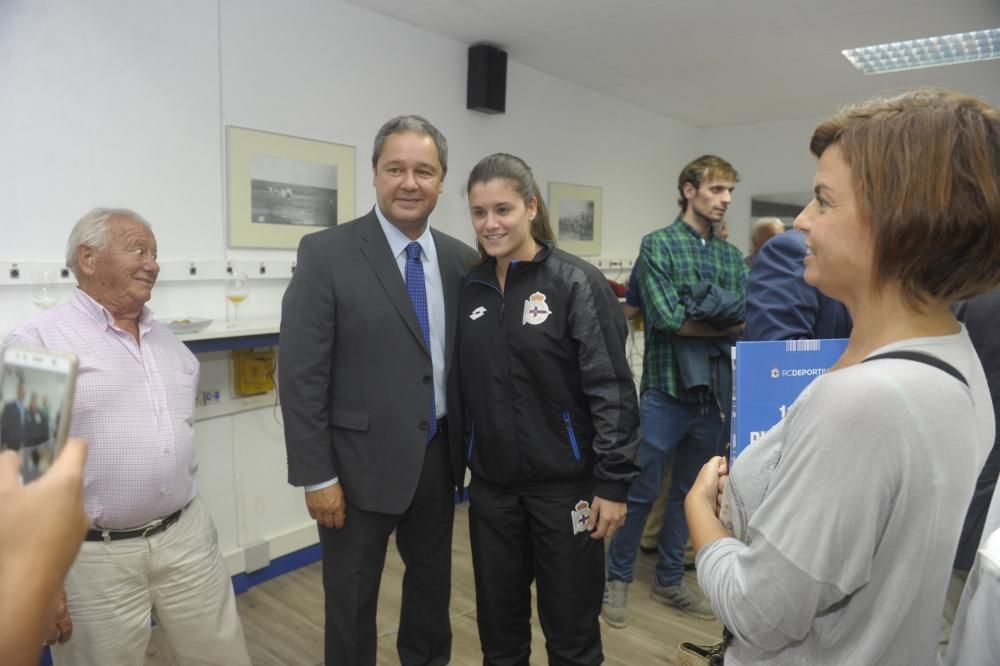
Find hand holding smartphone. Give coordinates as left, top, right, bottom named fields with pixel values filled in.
left=0, top=346, right=79, bottom=483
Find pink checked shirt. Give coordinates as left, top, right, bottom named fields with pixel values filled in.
left=4, top=288, right=199, bottom=528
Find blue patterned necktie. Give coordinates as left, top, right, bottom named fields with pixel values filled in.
left=405, top=241, right=436, bottom=441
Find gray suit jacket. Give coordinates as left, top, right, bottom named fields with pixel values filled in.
left=279, top=210, right=477, bottom=514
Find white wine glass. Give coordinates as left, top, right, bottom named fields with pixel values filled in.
left=225, top=272, right=249, bottom=327
left=30, top=271, right=58, bottom=309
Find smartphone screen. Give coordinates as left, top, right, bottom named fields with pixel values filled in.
left=0, top=346, right=79, bottom=483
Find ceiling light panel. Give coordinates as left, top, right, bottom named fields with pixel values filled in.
left=843, top=28, right=1000, bottom=74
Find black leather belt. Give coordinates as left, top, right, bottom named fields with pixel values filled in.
left=85, top=506, right=184, bottom=543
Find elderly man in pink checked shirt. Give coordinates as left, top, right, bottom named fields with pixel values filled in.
left=2, top=208, right=250, bottom=666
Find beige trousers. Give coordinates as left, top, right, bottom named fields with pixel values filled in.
left=52, top=496, right=251, bottom=666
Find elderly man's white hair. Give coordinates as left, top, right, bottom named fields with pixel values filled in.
left=65, top=208, right=151, bottom=277
left=751, top=217, right=785, bottom=238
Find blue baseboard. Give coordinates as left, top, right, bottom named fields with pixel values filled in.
left=231, top=541, right=324, bottom=594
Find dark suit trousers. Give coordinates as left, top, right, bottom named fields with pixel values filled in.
left=319, top=428, right=454, bottom=666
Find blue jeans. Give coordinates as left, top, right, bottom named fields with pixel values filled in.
left=606, top=388, right=723, bottom=587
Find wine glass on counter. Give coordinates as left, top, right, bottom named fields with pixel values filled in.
left=225, top=272, right=249, bottom=327
left=30, top=271, right=59, bottom=309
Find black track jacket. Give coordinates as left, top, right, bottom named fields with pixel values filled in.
left=458, top=241, right=641, bottom=502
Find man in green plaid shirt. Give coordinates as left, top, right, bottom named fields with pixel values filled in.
left=604, top=155, right=748, bottom=626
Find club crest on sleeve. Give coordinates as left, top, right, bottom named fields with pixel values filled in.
left=469, top=306, right=487, bottom=320
left=522, top=292, right=552, bottom=326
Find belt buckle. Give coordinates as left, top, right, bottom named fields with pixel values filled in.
left=141, top=522, right=161, bottom=539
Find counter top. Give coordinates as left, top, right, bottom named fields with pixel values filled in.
left=175, top=318, right=280, bottom=353
left=174, top=317, right=279, bottom=342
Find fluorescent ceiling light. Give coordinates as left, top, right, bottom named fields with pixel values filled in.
left=842, top=28, right=1000, bottom=74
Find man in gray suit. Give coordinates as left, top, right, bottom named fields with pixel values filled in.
left=1, top=379, right=28, bottom=450
left=279, top=115, right=477, bottom=666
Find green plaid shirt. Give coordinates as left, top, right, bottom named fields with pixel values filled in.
left=638, top=218, right=748, bottom=400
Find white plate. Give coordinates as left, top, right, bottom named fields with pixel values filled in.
left=163, top=317, right=213, bottom=334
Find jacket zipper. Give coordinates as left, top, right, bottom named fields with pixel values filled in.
left=561, top=411, right=582, bottom=460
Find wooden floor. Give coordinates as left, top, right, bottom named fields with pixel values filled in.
left=147, top=503, right=722, bottom=665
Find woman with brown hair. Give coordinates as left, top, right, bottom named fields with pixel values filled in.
left=458, top=153, right=640, bottom=664
left=685, top=89, right=1000, bottom=664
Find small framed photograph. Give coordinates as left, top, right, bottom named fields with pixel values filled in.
left=227, top=126, right=356, bottom=249
left=548, top=181, right=602, bottom=256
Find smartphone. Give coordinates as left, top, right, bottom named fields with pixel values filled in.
left=0, top=346, right=79, bottom=483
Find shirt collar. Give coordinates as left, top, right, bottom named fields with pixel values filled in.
left=375, top=204, right=436, bottom=262
left=675, top=216, right=716, bottom=241
left=71, top=287, right=154, bottom=336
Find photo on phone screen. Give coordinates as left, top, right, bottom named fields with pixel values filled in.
left=0, top=346, right=78, bottom=483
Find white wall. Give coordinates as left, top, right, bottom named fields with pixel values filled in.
left=0, top=0, right=701, bottom=331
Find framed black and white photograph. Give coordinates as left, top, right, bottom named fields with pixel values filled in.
left=548, top=182, right=602, bottom=256
left=227, top=127, right=355, bottom=249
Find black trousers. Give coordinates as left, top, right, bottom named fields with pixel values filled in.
left=468, top=477, right=605, bottom=666
left=318, top=430, right=454, bottom=666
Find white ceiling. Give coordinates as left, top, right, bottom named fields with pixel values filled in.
left=341, top=0, right=1000, bottom=128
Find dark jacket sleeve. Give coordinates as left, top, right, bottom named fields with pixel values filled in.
left=952, top=289, right=1000, bottom=570
left=279, top=232, right=339, bottom=486
left=569, top=265, right=641, bottom=501
left=745, top=231, right=821, bottom=341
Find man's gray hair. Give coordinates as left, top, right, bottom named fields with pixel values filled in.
left=66, top=207, right=151, bottom=276
left=371, top=115, right=448, bottom=175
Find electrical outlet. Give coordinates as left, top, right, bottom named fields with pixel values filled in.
left=608, top=257, right=623, bottom=268
left=201, top=389, right=222, bottom=405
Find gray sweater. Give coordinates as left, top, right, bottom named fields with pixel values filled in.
left=699, top=329, right=994, bottom=665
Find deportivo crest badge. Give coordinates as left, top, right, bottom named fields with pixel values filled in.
left=522, top=292, right=552, bottom=326
left=571, top=499, right=592, bottom=535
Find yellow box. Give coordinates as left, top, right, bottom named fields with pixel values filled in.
left=233, top=348, right=275, bottom=396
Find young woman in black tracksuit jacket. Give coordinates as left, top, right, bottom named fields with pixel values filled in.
left=459, top=153, right=641, bottom=665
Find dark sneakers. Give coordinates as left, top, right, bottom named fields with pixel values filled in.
left=650, top=580, right=715, bottom=621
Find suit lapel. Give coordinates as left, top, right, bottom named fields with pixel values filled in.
left=358, top=213, right=428, bottom=353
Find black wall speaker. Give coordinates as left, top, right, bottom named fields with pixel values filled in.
left=467, top=44, right=507, bottom=114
